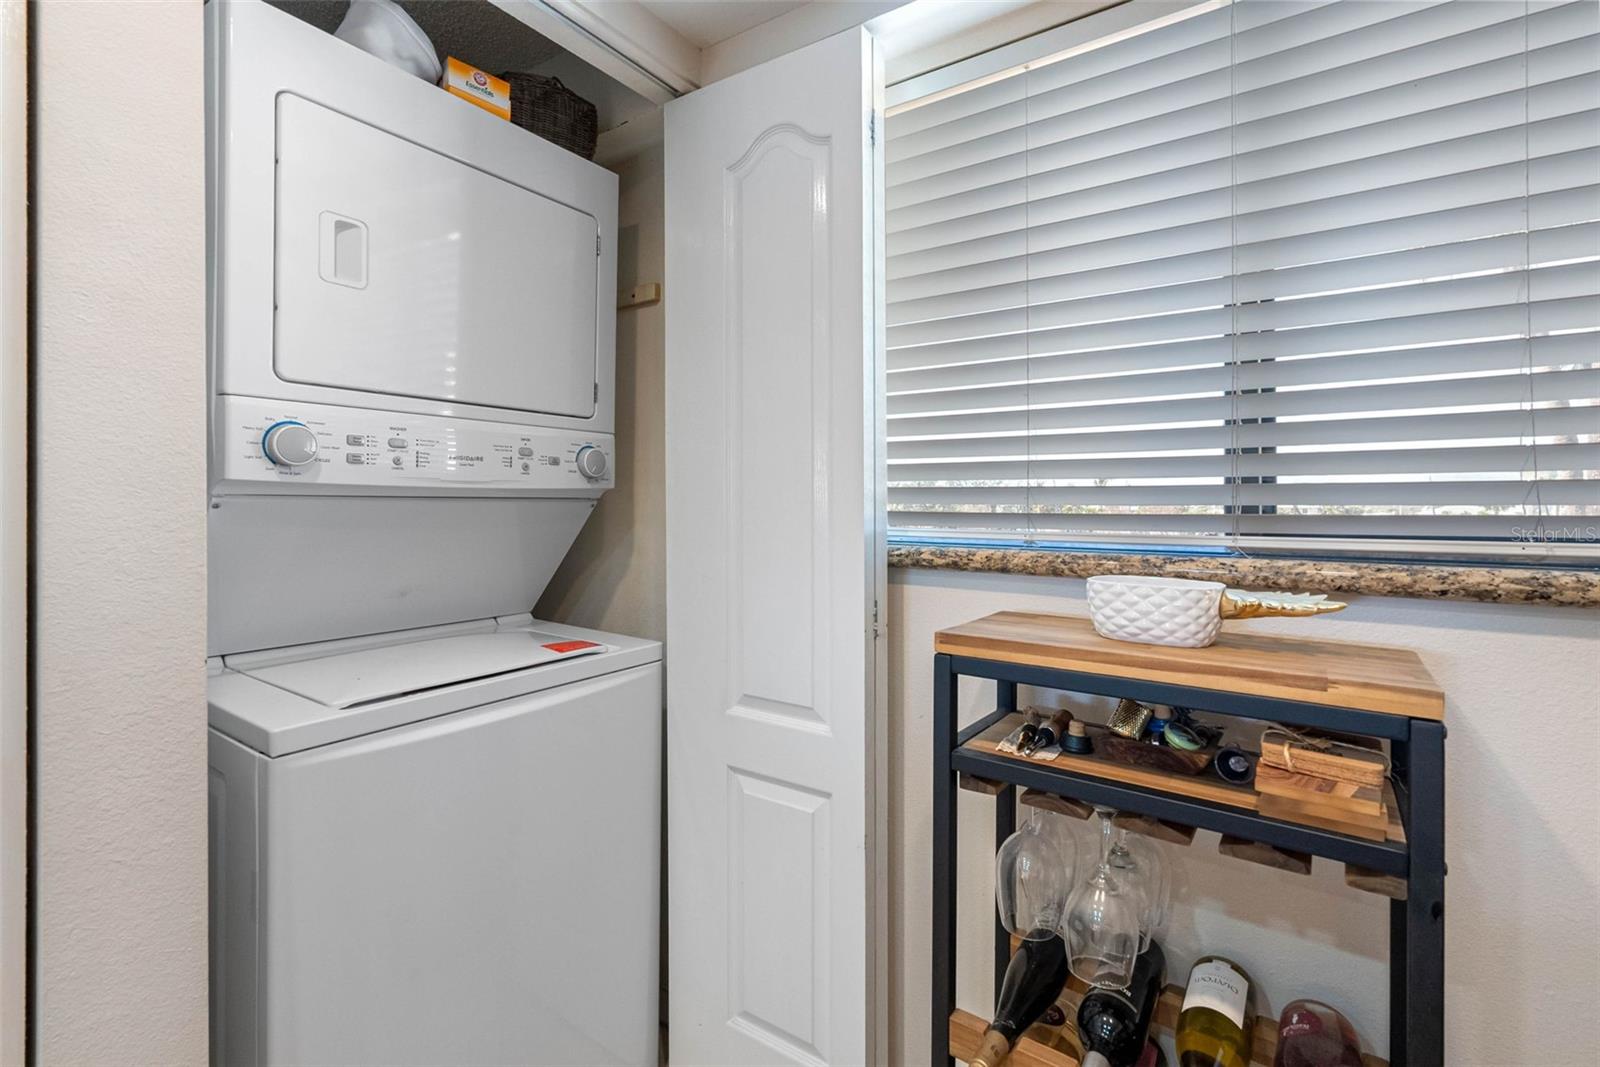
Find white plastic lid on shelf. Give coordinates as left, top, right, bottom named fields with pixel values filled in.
left=334, top=0, right=442, bottom=83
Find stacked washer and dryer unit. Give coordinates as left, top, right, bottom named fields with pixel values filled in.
left=205, top=4, right=659, bottom=1065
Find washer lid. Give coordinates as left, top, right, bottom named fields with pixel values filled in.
left=238, top=629, right=607, bottom=709
left=210, top=617, right=662, bottom=757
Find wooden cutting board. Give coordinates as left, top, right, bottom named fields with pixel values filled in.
left=1254, top=762, right=1385, bottom=816
left=1259, top=735, right=1388, bottom=787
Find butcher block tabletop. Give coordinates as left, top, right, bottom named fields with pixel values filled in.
left=934, top=611, right=1444, bottom=720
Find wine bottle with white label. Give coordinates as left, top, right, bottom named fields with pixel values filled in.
left=1175, top=955, right=1255, bottom=1067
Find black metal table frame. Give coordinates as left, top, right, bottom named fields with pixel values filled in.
left=930, top=652, right=1445, bottom=1067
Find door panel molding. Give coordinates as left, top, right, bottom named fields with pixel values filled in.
left=723, top=122, right=834, bottom=731
left=726, top=767, right=831, bottom=1065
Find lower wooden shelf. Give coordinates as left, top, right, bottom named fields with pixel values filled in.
left=950, top=1009, right=1075, bottom=1067
left=950, top=974, right=1389, bottom=1067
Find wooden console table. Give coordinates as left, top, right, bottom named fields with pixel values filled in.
left=931, top=611, right=1446, bottom=1067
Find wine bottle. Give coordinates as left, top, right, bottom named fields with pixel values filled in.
left=1135, top=1042, right=1168, bottom=1067
left=1077, top=939, right=1167, bottom=1067
left=1175, top=955, right=1255, bottom=1067
left=1272, top=1000, right=1362, bottom=1067
left=970, top=931, right=1070, bottom=1067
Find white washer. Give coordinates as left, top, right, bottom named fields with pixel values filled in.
left=209, top=616, right=661, bottom=1066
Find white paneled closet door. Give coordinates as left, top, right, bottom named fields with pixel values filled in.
left=665, top=27, right=886, bottom=1067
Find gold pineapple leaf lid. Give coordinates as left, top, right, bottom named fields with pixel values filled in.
left=1219, top=589, right=1348, bottom=620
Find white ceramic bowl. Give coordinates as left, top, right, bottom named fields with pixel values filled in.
left=1086, top=575, right=1226, bottom=648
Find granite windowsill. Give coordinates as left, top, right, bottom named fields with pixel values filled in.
left=887, top=545, right=1600, bottom=607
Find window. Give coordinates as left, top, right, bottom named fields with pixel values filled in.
left=884, top=0, right=1600, bottom=558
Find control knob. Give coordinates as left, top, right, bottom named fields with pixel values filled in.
left=262, top=421, right=319, bottom=467
left=576, top=445, right=608, bottom=480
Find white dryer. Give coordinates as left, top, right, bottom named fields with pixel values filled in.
left=208, top=617, right=661, bottom=1066
left=207, top=0, right=618, bottom=656
left=205, top=5, right=656, bottom=1065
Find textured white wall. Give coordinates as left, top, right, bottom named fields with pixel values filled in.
left=888, top=567, right=1600, bottom=1066
left=0, top=4, right=25, bottom=1060
left=536, top=142, right=667, bottom=645
left=31, top=2, right=209, bottom=1062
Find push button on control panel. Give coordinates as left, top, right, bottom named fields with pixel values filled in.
left=388, top=438, right=408, bottom=449
left=517, top=446, right=534, bottom=457
left=345, top=434, right=365, bottom=447
left=345, top=453, right=365, bottom=465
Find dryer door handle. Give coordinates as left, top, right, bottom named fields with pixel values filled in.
left=318, top=211, right=368, bottom=290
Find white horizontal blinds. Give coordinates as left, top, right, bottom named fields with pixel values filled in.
left=884, top=0, right=1600, bottom=547
left=1228, top=0, right=1600, bottom=542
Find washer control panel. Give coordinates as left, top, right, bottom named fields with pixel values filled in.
left=216, top=395, right=614, bottom=493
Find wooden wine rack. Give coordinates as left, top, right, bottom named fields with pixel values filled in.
left=930, top=611, right=1447, bottom=1067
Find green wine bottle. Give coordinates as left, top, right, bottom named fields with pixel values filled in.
left=1175, top=955, right=1255, bottom=1067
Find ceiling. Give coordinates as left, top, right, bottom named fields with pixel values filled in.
left=637, top=0, right=812, bottom=48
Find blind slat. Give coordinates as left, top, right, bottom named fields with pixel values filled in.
left=887, top=405, right=1600, bottom=462
left=890, top=478, right=1597, bottom=510
left=890, top=336, right=1593, bottom=410
left=887, top=293, right=1598, bottom=375
left=890, top=444, right=1600, bottom=484
left=887, top=367, right=1600, bottom=440
left=887, top=511, right=1579, bottom=539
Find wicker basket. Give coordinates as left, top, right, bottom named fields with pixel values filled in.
left=500, top=72, right=598, bottom=160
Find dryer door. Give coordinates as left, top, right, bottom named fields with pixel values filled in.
left=273, top=94, right=598, bottom=419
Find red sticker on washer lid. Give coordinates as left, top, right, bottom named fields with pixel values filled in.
left=543, top=640, right=600, bottom=654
